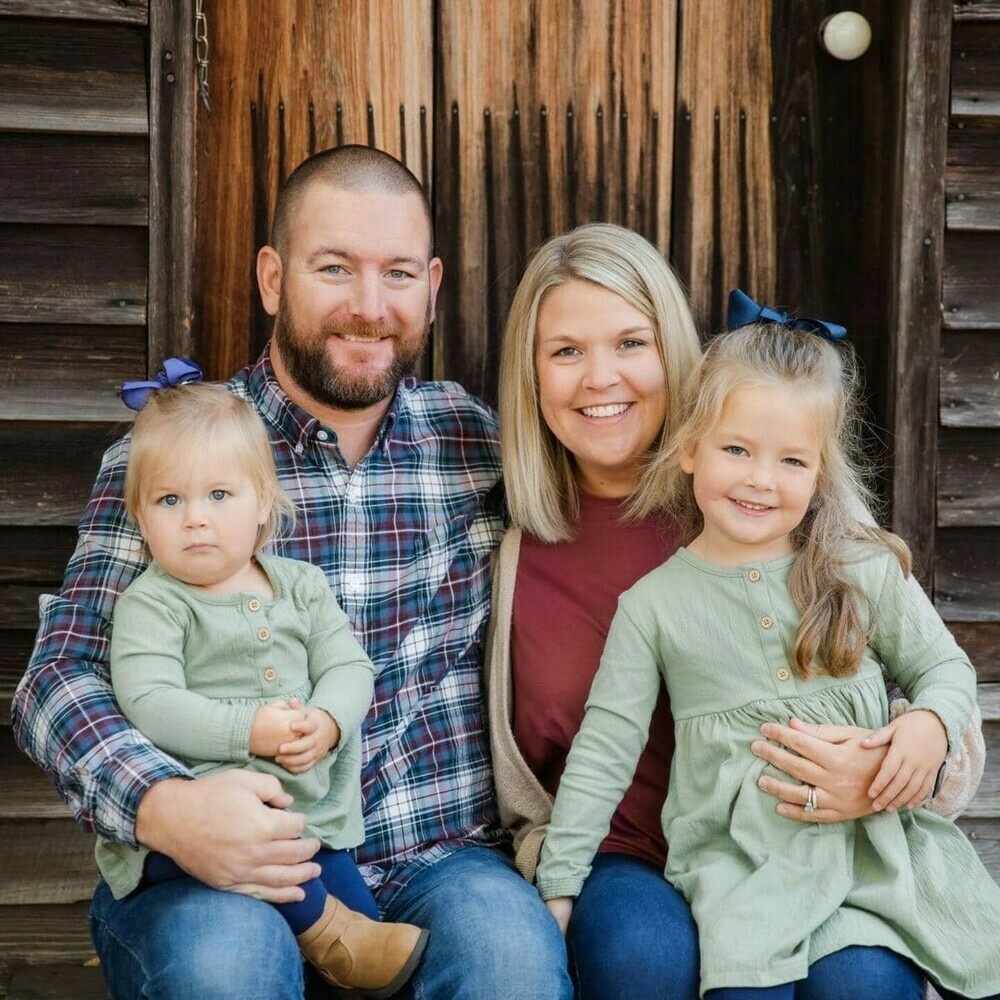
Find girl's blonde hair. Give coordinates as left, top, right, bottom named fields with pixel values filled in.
left=659, top=322, right=911, bottom=678
left=124, top=382, right=296, bottom=551
left=499, top=222, right=701, bottom=542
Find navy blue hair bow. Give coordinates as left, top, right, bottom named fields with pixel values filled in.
left=726, top=289, right=847, bottom=342
left=120, top=357, right=204, bottom=411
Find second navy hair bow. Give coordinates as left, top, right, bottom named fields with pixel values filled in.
left=120, top=357, right=204, bottom=411
left=727, top=288, right=847, bottom=342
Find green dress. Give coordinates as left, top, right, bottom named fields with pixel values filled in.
left=536, top=546, right=1000, bottom=997
left=96, top=554, right=375, bottom=898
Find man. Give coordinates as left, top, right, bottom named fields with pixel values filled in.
left=14, top=145, right=572, bottom=999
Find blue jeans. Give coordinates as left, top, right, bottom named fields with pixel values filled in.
left=704, top=945, right=926, bottom=1000
left=380, top=846, right=572, bottom=1000
left=90, top=844, right=571, bottom=1000
left=568, top=852, right=699, bottom=1000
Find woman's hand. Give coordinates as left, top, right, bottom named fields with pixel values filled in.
left=861, top=709, right=947, bottom=812
left=273, top=698, right=341, bottom=774
left=751, top=718, right=888, bottom=822
left=545, top=897, right=573, bottom=936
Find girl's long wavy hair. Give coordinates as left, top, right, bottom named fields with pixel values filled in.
left=653, top=322, right=911, bottom=678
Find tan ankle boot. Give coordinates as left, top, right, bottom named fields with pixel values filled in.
left=296, top=895, right=428, bottom=999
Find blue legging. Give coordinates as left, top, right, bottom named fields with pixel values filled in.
left=143, top=847, right=378, bottom=935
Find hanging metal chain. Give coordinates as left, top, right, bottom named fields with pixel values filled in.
left=195, top=0, right=210, bottom=111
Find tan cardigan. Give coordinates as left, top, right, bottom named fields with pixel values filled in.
left=484, top=527, right=986, bottom=887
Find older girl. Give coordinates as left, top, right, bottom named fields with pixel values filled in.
left=534, top=314, right=1000, bottom=999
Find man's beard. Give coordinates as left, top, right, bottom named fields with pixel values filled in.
left=273, top=299, right=429, bottom=411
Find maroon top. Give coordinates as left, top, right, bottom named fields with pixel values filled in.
left=511, top=491, right=680, bottom=868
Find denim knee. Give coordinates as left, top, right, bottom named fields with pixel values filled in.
left=90, top=877, right=305, bottom=1000
left=383, top=847, right=572, bottom=1000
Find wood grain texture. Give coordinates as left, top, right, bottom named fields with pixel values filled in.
left=194, top=2, right=433, bottom=380
left=0, top=0, right=146, bottom=21
left=0, top=226, right=147, bottom=327
left=943, top=230, right=1000, bottom=328
left=435, top=0, right=675, bottom=399
left=0, top=134, right=148, bottom=227
left=0, top=631, right=35, bottom=725
left=672, top=1, right=773, bottom=334
left=0, top=904, right=94, bottom=964
left=0, top=326, right=144, bottom=422
left=0, top=423, right=122, bottom=527
left=886, top=0, right=953, bottom=582
left=951, top=19, right=1000, bottom=114
left=954, top=0, right=1000, bottom=20
left=938, top=428, right=1000, bottom=525
left=940, top=332, right=1000, bottom=427
left=0, top=821, right=96, bottom=905
left=936, top=526, right=1000, bottom=620
left=0, top=528, right=77, bottom=586
left=0, top=19, right=148, bottom=134
left=947, top=116, right=1000, bottom=230
left=5, top=963, right=107, bottom=1000
left=952, top=622, right=1000, bottom=679
left=0, top=730, right=71, bottom=822
left=147, top=0, right=196, bottom=368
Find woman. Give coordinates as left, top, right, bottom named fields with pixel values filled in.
left=486, top=222, right=984, bottom=1000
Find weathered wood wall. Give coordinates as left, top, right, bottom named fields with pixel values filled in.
left=0, top=0, right=193, bottom=993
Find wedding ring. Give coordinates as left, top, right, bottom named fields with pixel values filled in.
left=804, top=784, right=818, bottom=813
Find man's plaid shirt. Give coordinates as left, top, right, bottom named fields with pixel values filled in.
left=13, top=350, right=507, bottom=904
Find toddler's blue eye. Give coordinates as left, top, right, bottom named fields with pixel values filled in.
left=160, top=494, right=180, bottom=507
left=210, top=489, right=228, bottom=501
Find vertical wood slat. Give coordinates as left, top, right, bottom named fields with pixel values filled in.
left=886, top=0, right=953, bottom=583
left=194, top=3, right=434, bottom=381
left=671, top=2, right=775, bottom=334
left=435, top=1, right=676, bottom=402
left=148, top=0, right=196, bottom=369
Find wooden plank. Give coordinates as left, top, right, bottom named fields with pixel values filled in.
left=0, top=631, right=36, bottom=726
left=0, top=226, right=147, bottom=326
left=0, top=528, right=77, bottom=586
left=952, top=623, right=1000, bottom=681
left=946, top=117, right=1000, bottom=230
left=1, top=587, right=44, bottom=630
left=670, top=1, right=773, bottom=334
left=768, top=1, right=897, bottom=474
left=0, top=0, right=146, bottom=22
left=0, top=20, right=148, bottom=135
left=0, top=325, right=145, bottom=422
left=954, top=0, right=1000, bottom=20
left=6, top=963, right=106, bottom=1000
left=886, top=0, right=952, bottom=583
left=938, top=428, right=1000, bottom=525
left=940, top=333, right=1000, bottom=428
left=436, top=1, right=677, bottom=399
left=195, top=2, right=434, bottom=381
left=0, top=134, right=148, bottom=226
left=147, top=0, right=195, bottom=367
left=942, top=230, right=1000, bottom=329
left=0, top=904, right=94, bottom=964
left=0, top=820, right=96, bottom=905
left=0, top=730, right=71, bottom=822
left=935, top=527, right=1000, bottom=621
left=965, top=694, right=1000, bottom=818
left=951, top=20, right=1000, bottom=115
left=0, top=422, right=120, bottom=527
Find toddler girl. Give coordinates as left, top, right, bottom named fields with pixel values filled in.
left=535, top=306, right=1000, bottom=999
left=97, top=366, right=427, bottom=998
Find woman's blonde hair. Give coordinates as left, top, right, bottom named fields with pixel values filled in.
left=658, top=322, right=911, bottom=678
left=499, top=223, right=701, bottom=542
left=124, top=382, right=296, bottom=551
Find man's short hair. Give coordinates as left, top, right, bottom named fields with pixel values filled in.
left=270, top=145, right=433, bottom=258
